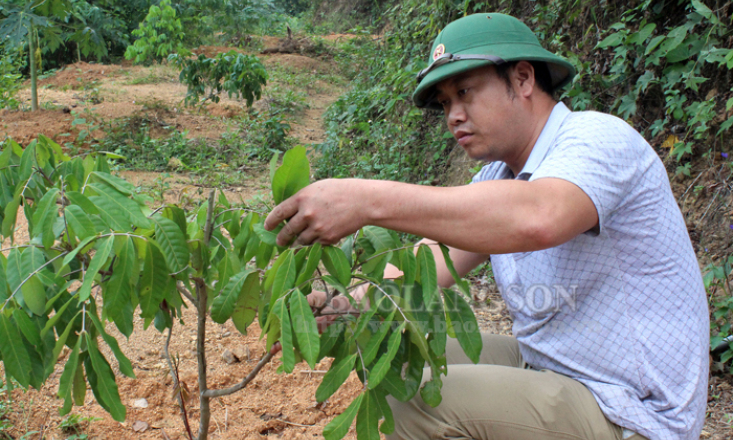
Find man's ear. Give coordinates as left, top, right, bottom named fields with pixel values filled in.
left=512, top=61, right=536, bottom=98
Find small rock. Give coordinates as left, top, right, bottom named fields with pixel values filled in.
left=132, top=420, right=149, bottom=433
left=133, top=398, right=148, bottom=408
left=233, top=346, right=249, bottom=361
left=222, top=349, right=237, bottom=365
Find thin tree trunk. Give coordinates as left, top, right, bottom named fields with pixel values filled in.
left=196, top=190, right=217, bottom=440
left=196, top=280, right=210, bottom=440
left=29, top=25, right=38, bottom=111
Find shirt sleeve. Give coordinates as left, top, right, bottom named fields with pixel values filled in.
left=528, top=113, right=650, bottom=234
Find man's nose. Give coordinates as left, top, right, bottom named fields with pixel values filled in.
left=446, top=102, right=466, bottom=126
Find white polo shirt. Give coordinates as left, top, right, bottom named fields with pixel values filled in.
left=472, top=102, right=709, bottom=440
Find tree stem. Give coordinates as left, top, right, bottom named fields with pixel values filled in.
left=196, top=280, right=210, bottom=440
left=202, top=350, right=274, bottom=398
left=29, top=25, right=38, bottom=111
left=197, top=190, right=216, bottom=440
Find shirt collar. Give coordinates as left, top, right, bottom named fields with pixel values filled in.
left=516, top=102, right=571, bottom=179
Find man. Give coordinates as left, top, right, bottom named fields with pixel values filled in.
left=264, top=13, right=708, bottom=440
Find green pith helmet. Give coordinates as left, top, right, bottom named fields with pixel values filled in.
left=413, top=13, right=576, bottom=109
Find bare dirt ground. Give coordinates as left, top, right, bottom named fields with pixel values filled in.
left=2, top=38, right=733, bottom=440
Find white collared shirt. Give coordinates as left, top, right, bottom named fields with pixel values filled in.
left=472, top=102, right=709, bottom=440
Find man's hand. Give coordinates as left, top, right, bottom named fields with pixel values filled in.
left=308, top=289, right=369, bottom=333
left=264, top=179, right=375, bottom=247
left=271, top=289, right=369, bottom=355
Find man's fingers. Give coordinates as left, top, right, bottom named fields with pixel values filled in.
left=275, top=215, right=308, bottom=247
left=264, top=199, right=297, bottom=231
left=307, top=290, right=328, bottom=308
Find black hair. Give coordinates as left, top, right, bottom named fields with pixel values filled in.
left=495, top=61, right=555, bottom=98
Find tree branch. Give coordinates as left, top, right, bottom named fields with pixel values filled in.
left=202, top=350, right=275, bottom=398
left=163, top=325, right=194, bottom=440
left=176, top=281, right=197, bottom=306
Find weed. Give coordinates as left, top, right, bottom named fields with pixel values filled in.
left=59, top=413, right=100, bottom=436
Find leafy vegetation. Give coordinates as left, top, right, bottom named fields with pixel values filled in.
left=124, top=0, right=189, bottom=64
left=706, top=256, right=733, bottom=371
left=0, top=136, right=481, bottom=439
left=170, top=50, right=267, bottom=107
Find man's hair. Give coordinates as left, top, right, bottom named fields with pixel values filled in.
left=495, top=61, right=555, bottom=98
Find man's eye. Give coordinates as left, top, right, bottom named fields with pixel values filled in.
left=457, top=88, right=468, bottom=96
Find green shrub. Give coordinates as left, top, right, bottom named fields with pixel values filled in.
left=0, top=49, right=22, bottom=110
left=170, top=50, right=267, bottom=108
left=124, top=0, right=189, bottom=64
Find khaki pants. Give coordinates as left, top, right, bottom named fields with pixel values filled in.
left=387, top=334, right=648, bottom=440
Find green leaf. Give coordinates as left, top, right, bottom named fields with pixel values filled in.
left=596, top=32, right=624, bottom=49
left=52, top=313, right=80, bottom=362
left=88, top=183, right=152, bottom=229
left=66, top=191, right=99, bottom=215
left=356, top=389, right=381, bottom=440
left=428, top=298, right=447, bottom=357
left=20, top=275, right=46, bottom=316
left=363, top=226, right=395, bottom=252
left=211, top=269, right=257, bottom=323
left=153, top=217, right=189, bottom=273
left=0, top=314, right=31, bottom=388
left=90, top=172, right=135, bottom=196
left=253, top=222, right=279, bottom=246
left=32, top=190, right=61, bottom=229
left=324, top=393, right=364, bottom=440
left=288, top=291, right=320, bottom=368
left=85, top=333, right=126, bottom=422
left=295, top=243, right=322, bottom=286
left=416, top=244, right=438, bottom=309
left=420, top=377, right=443, bottom=407
left=272, top=146, right=310, bottom=205
left=231, top=271, right=260, bottom=335
left=12, top=309, right=42, bottom=347
left=138, top=241, right=170, bottom=320
left=64, top=205, right=97, bottom=240
left=272, top=250, right=297, bottom=300
left=373, top=388, right=395, bottom=434
left=19, top=247, right=48, bottom=315
left=367, top=323, right=405, bottom=389
left=87, top=311, right=135, bottom=378
left=2, top=196, right=20, bottom=238
left=63, top=236, right=97, bottom=279
left=57, top=336, right=82, bottom=414
left=438, top=244, right=469, bottom=296
left=322, top=246, right=351, bottom=287
left=398, top=248, right=416, bottom=286
left=72, top=357, right=87, bottom=406
left=443, top=289, right=482, bottom=364
left=78, top=236, right=114, bottom=301
left=273, top=298, right=295, bottom=373
left=362, top=308, right=397, bottom=365
left=57, top=335, right=82, bottom=400
left=692, top=0, right=718, bottom=23
left=316, top=353, right=357, bottom=402
left=644, top=35, right=666, bottom=56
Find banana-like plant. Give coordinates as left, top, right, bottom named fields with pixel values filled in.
left=0, top=137, right=482, bottom=440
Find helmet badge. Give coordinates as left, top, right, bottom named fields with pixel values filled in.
left=432, top=44, right=445, bottom=61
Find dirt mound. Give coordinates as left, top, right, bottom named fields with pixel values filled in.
left=262, top=54, right=335, bottom=74
left=0, top=108, right=81, bottom=145
left=38, top=62, right=123, bottom=89
left=193, top=46, right=246, bottom=58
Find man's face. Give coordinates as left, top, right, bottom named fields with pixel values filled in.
left=434, top=65, right=527, bottom=164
